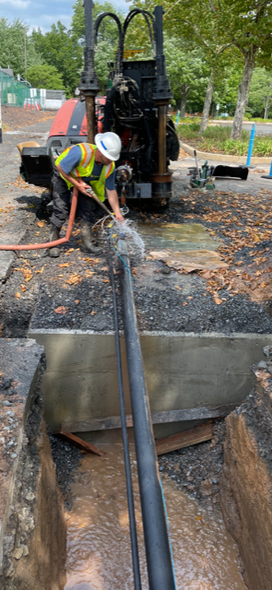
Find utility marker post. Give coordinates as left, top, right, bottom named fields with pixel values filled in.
left=246, top=122, right=255, bottom=167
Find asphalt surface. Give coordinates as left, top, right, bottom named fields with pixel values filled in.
left=1, top=117, right=272, bottom=338
left=212, top=120, right=272, bottom=136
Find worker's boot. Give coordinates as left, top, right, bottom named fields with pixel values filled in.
left=49, top=223, right=60, bottom=258
left=81, top=220, right=101, bottom=254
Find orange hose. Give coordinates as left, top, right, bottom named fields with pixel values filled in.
left=0, top=187, right=79, bottom=251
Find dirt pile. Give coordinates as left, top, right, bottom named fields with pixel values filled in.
left=2, top=106, right=55, bottom=132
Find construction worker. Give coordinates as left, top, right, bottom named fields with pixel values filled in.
left=49, top=132, right=124, bottom=257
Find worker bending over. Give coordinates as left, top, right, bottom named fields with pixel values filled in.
left=49, top=132, right=124, bottom=257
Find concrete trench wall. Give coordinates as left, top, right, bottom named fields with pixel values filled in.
left=29, top=329, right=272, bottom=437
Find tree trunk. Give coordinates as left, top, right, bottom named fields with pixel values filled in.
left=200, top=70, right=214, bottom=132
left=264, top=105, right=269, bottom=119
left=231, top=50, right=255, bottom=139
left=180, top=84, right=189, bottom=118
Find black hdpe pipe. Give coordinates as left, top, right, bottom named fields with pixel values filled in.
left=108, top=240, right=142, bottom=590
left=117, top=238, right=176, bottom=590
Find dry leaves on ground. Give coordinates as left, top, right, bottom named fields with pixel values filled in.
left=54, top=306, right=69, bottom=314
left=64, top=273, right=82, bottom=286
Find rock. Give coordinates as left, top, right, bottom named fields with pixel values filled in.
left=160, top=265, right=171, bottom=275
left=24, top=491, right=35, bottom=502
left=13, top=545, right=28, bottom=560
left=258, top=360, right=267, bottom=369
left=199, top=478, right=214, bottom=497
left=263, top=345, right=272, bottom=358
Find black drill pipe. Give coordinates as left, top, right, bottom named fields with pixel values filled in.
left=117, top=239, right=176, bottom=590
left=79, top=0, right=100, bottom=143
left=108, top=241, right=142, bottom=590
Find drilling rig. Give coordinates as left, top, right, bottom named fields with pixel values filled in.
left=19, top=4, right=179, bottom=206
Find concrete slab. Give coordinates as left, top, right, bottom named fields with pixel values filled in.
left=28, top=329, right=272, bottom=437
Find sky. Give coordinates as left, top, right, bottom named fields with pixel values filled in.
left=0, top=0, right=131, bottom=33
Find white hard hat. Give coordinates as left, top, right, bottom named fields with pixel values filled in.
left=95, top=132, right=121, bottom=161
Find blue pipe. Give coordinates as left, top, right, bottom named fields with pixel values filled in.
left=246, top=122, right=255, bottom=167
left=176, top=110, right=180, bottom=125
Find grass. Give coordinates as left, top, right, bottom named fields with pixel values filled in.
left=175, top=122, right=272, bottom=157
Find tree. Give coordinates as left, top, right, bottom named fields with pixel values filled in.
left=132, top=0, right=272, bottom=138
left=164, top=37, right=209, bottom=116
left=130, top=0, right=233, bottom=131
left=219, top=0, right=272, bottom=137
left=27, top=64, right=65, bottom=90
left=31, top=22, right=82, bottom=96
left=0, top=18, right=43, bottom=78
left=247, top=68, right=272, bottom=119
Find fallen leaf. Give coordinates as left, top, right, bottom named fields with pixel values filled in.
left=15, top=292, right=21, bottom=299
left=175, top=285, right=182, bottom=291
left=103, top=278, right=110, bottom=283
left=36, top=221, right=45, bottom=228
left=59, top=263, right=71, bottom=268
left=54, top=306, right=69, bottom=314
left=65, top=274, right=82, bottom=286
left=21, top=285, right=26, bottom=292
left=182, top=302, right=188, bottom=306
left=91, top=310, right=97, bottom=315
left=75, top=299, right=80, bottom=305
left=214, top=297, right=222, bottom=305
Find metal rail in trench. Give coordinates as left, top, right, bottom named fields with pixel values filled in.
left=108, top=238, right=176, bottom=590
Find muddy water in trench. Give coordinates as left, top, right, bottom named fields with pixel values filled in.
left=64, top=442, right=246, bottom=590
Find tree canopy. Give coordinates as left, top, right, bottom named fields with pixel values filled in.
left=27, top=64, right=65, bottom=90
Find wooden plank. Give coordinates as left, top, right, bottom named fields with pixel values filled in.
left=155, top=423, right=213, bottom=456
left=60, top=403, right=238, bottom=433
left=58, top=430, right=106, bottom=457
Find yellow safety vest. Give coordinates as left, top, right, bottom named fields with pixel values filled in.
left=56, top=143, right=115, bottom=202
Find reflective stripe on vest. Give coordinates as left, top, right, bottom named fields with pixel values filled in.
left=55, top=144, right=115, bottom=202
left=105, top=161, right=114, bottom=179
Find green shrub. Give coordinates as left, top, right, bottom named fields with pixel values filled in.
left=177, top=121, right=272, bottom=156
left=253, top=138, right=272, bottom=157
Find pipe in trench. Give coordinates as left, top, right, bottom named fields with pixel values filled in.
left=108, top=240, right=142, bottom=590
left=118, top=238, right=176, bottom=590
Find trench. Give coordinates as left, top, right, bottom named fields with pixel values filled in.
left=29, top=329, right=272, bottom=590
left=64, top=437, right=246, bottom=590
left=0, top=329, right=272, bottom=590
left=1, top=223, right=272, bottom=588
